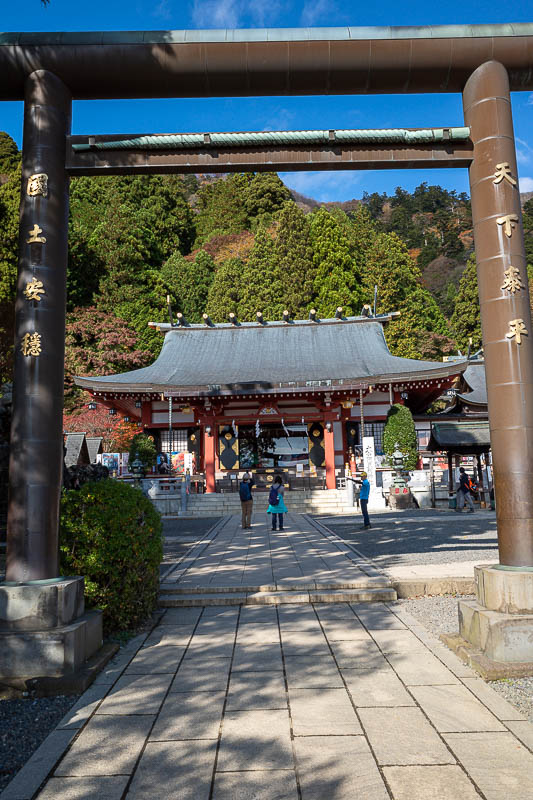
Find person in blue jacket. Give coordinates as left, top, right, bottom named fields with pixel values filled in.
left=267, top=474, right=288, bottom=531
left=359, top=471, right=371, bottom=529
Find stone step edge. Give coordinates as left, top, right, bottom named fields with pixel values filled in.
left=159, top=579, right=392, bottom=594
left=159, top=587, right=397, bottom=607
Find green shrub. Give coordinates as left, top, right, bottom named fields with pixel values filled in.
left=383, top=403, right=418, bottom=470
left=59, top=480, right=163, bottom=634
left=128, top=432, right=157, bottom=472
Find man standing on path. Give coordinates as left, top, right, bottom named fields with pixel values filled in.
left=456, top=466, right=475, bottom=513
left=359, top=471, right=371, bottom=529
left=239, top=475, right=253, bottom=528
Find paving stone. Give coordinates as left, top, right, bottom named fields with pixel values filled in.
left=387, top=652, right=460, bottom=686
left=159, top=608, right=202, bottom=625
left=55, top=715, right=155, bottom=776
left=369, top=629, right=428, bottom=654
left=351, top=603, right=406, bottom=630
left=506, top=720, right=533, bottom=750
left=280, top=630, right=331, bottom=656
left=0, top=730, right=76, bottom=800
left=238, top=606, right=279, bottom=624
left=57, top=684, right=111, bottom=729
left=212, top=770, right=298, bottom=800
left=127, top=740, right=216, bottom=800
left=36, top=776, right=130, bottom=799
left=328, top=639, right=386, bottom=669
left=383, top=765, right=481, bottom=800
left=358, top=707, right=455, bottom=766
left=184, top=638, right=235, bottom=659
left=169, top=661, right=231, bottom=692
left=150, top=691, right=225, bottom=740
left=294, top=735, right=389, bottom=800
left=124, top=645, right=185, bottom=674
left=200, top=607, right=240, bottom=618
left=461, top=677, right=527, bottom=720
left=342, top=667, right=415, bottom=707
left=226, top=671, right=287, bottom=710
left=141, top=628, right=194, bottom=647
left=289, top=688, right=361, bottom=735
left=444, top=732, right=533, bottom=800
left=410, top=684, right=506, bottom=733
left=232, top=643, right=284, bottom=672
left=284, top=655, right=344, bottom=688
left=313, top=604, right=358, bottom=619
left=96, top=673, right=172, bottom=715
left=217, top=709, right=293, bottom=771
left=318, top=618, right=368, bottom=641
left=236, top=623, right=280, bottom=644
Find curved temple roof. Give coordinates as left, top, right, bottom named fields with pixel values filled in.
left=457, top=362, right=488, bottom=407
left=2, top=23, right=533, bottom=100
left=75, top=317, right=466, bottom=396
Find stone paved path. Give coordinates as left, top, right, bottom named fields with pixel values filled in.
left=3, top=514, right=533, bottom=800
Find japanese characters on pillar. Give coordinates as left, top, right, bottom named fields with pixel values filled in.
left=20, top=176, right=49, bottom=358
left=464, top=60, right=533, bottom=566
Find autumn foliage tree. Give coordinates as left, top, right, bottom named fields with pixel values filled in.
left=63, top=404, right=139, bottom=452
left=64, top=307, right=151, bottom=410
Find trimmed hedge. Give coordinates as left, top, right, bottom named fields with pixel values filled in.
left=60, top=480, right=163, bottom=634
left=383, top=403, right=418, bottom=471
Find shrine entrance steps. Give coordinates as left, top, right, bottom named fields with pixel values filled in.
left=159, top=514, right=396, bottom=608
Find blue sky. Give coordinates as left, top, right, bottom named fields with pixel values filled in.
left=1, top=1, right=533, bottom=201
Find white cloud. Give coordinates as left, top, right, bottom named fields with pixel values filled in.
left=519, top=176, right=533, bottom=192
left=154, top=0, right=171, bottom=20
left=190, top=0, right=282, bottom=28
left=516, top=137, right=533, bottom=166
left=300, top=0, right=339, bottom=27
left=527, top=94, right=533, bottom=105
left=280, top=170, right=363, bottom=203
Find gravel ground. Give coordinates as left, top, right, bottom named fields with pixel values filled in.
left=316, top=509, right=499, bottom=568
left=399, top=594, right=533, bottom=723
left=0, top=694, right=79, bottom=792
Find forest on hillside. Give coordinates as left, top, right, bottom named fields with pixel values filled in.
left=1, top=130, right=533, bottom=422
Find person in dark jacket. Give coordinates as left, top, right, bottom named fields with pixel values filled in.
left=239, top=475, right=253, bottom=528
left=456, top=466, right=475, bottom=513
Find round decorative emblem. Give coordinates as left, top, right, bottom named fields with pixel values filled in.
left=350, top=428, right=356, bottom=436
left=190, top=434, right=196, bottom=442
left=224, top=432, right=232, bottom=440
left=313, top=429, right=321, bottom=437
left=266, top=475, right=273, bottom=483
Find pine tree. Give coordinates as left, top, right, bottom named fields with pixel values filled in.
left=310, top=208, right=362, bottom=317
left=364, top=232, right=453, bottom=358
left=274, top=203, right=316, bottom=317
left=161, top=250, right=215, bottom=323
left=383, top=403, right=418, bottom=470
left=194, top=175, right=249, bottom=246
left=450, top=255, right=482, bottom=352
left=239, top=227, right=285, bottom=320
left=244, top=173, right=291, bottom=227
left=206, top=258, right=245, bottom=322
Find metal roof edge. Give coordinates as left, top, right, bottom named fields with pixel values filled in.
left=1, top=23, right=531, bottom=47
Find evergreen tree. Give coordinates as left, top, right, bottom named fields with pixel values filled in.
left=310, top=208, right=362, bottom=317
left=451, top=255, right=482, bottom=352
left=239, top=227, right=285, bottom=320
left=194, top=175, right=249, bottom=246
left=206, top=257, right=245, bottom=322
left=0, top=160, right=21, bottom=382
left=383, top=403, right=418, bottom=470
left=244, top=173, right=291, bottom=227
left=523, top=198, right=533, bottom=270
left=364, top=232, right=453, bottom=358
left=0, top=132, right=20, bottom=175
left=274, top=203, right=316, bottom=317
left=161, top=250, right=215, bottom=322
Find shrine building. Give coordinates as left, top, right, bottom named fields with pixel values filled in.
left=76, top=312, right=466, bottom=492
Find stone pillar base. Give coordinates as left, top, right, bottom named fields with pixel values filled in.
left=442, top=565, right=533, bottom=679
left=0, top=577, right=103, bottom=681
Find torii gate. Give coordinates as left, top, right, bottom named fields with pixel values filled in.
left=1, top=27, right=533, bottom=663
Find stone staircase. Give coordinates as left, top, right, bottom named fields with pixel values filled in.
left=159, top=580, right=396, bottom=607
left=155, top=489, right=364, bottom=518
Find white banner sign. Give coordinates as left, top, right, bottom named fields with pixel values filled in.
left=362, top=436, right=377, bottom=487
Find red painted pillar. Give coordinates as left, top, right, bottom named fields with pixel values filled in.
left=141, top=400, right=151, bottom=428
left=204, top=423, right=216, bottom=493
left=324, top=419, right=336, bottom=490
